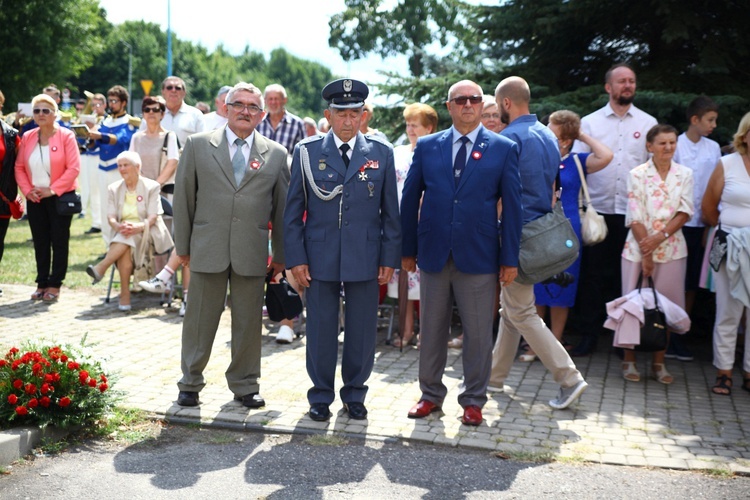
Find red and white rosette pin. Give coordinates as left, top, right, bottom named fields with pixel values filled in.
left=472, top=151, right=482, bottom=160
left=250, top=160, right=261, bottom=170
left=137, top=195, right=144, bottom=202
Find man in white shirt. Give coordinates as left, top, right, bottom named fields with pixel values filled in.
left=203, top=86, right=231, bottom=131
left=160, top=76, right=205, bottom=146
left=570, top=63, right=657, bottom=356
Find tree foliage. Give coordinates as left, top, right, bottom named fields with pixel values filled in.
left=329, top=0, right=468, bottom=77
left=0, top=0, right=105, bottom=105
left=472, top=0, right=750, bottom=97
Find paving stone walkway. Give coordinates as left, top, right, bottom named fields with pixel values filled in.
left=1, top=284, right=749, bottom=473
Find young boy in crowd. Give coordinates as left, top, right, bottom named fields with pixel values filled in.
left=671, top=96, right=722, bottom=361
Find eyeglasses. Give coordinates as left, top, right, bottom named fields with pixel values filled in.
left=143, top=106, right=162, bottom=114
left=227, top=102, right=262, bottom=115
left=93, top=103, right=104, bottom=107
left=449, top=95, right=483, bottom=105
left=482, top=113, right=501, bottom=119
left=164, top=85, right=184, bottom=91
left=33, top=108, right=54, bottom=116
left=108, top=98, right=120, bottom=104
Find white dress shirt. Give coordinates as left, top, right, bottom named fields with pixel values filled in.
left=574, top=102, right=657, bottom=215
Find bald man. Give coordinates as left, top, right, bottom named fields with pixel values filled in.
left=489, top=76, right=588, bottom=410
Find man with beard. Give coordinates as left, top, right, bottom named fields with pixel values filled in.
left=569, top=63, right=657, bottom=356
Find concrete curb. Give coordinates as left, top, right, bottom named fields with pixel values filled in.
left=0, top=426, right=72, bottom=468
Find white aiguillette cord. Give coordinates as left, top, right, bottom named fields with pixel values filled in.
left=300, top=144, right=345, bottom=228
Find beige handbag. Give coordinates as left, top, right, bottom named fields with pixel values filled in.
left=574, top=154, right=607, bottom=246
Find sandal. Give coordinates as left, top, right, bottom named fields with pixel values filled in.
left=712, top=374, right=732, bottom=396
left=518, top=353, right=537, bottom=362
left=651, top=363, right=673, bottom=385
left=392, top=333, right=416, bottom=348
left=42, top=288, right=60, bottom=302
left=622, top=362, right=641, bottom=382
left=31, top=289, right=46, bottom=300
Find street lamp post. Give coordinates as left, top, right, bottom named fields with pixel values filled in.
left=122, top=40, right=133, bottom=115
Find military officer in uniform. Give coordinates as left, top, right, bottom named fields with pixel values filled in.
left=284, top=78, right=401, bottom=422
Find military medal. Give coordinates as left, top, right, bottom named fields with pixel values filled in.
left=367, top=182, right=375, bottom=198
left=358, top=170, right=368, bottom=181
left=319, top=159, right=326, bottom=170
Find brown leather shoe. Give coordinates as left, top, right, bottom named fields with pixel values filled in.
left=407, top=399, right=441, bottom=419
left=462, top=405, right=482, bottom=426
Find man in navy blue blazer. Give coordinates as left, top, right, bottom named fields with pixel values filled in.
left=284, top=79, right=401, bottom=422
left=401, top=80, right=523, bottom=426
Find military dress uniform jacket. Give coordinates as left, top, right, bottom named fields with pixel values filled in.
left=284, top=132, right=401, bottom=282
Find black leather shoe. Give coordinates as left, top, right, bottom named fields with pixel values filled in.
left=84, top=227, right=102, bottom=234
left=309, top=403, right=331, bottom=421
left=177, top=391, right=200, bottom=407
left=343, top=402, right=368, bottom=420
left=234, top=393, right=265, bottom=408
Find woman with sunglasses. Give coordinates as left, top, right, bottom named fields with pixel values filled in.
left=129, top=96, right=179, bottom=186
left=15, top=94, right=80, bottom=301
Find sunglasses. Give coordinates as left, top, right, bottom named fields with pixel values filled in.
left=450, top=95, right=483, bottom=105
left=164, top=85, right=184, bottom=91
left=33, top=108, right=54, bottom=116
left=143, top=106, right=162, bottom=114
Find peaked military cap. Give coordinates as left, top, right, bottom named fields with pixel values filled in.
left=322, top=78, right=369, bottom=109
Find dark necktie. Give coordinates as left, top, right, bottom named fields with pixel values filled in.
left=232, top=138, right=247, bottom=186
left=340, top=143, right=351, bottom=167
left=454, top=136, right=469, bottom=186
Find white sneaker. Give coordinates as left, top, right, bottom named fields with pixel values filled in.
left=487, top=384, right=504, bottom=393
left=139, top=276, right=171, bottom=294
left=276, top=325, right=294, bottom=344
left=179, top=300, right=187, bottom=317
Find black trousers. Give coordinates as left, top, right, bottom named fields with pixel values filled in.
left=0, top=217, right=9, bottom=263
left=27, top=197, right=72, bottom=288
left=573, top=214, right=628, bottom=339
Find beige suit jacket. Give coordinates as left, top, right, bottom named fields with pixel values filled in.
left=172, top=126, right=289, bottom=276
left=107, top=175, right=173, bottom=254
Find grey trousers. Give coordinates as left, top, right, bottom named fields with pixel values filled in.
left=178, top=267, right=264, bottom=396
left=419, top=258, right=497, bottom=408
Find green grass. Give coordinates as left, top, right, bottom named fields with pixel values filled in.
left=92, top=407, right=163, bottom=444
left=1, top=214, right=109, bottom=290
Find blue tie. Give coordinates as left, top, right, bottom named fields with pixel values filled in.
left=454, top=136, right=469, bottom=186
left=232, top=138, right=247, bottom=186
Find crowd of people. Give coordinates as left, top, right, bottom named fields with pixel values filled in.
left=1, top=60, right=749, bottom=425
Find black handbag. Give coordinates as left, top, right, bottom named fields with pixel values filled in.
left=55, top=190, right=82, bottom=215
left=636, top=274, right=668, bottom=352
left=265, top=271, right=303, bottom=322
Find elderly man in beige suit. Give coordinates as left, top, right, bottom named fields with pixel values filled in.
left=172, top=82, right=290, bottom=408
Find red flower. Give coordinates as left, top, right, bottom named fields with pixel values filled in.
left=40, top=396, right=51, bottom=408
left=99, top=383, right=108, bottom=393
left=60, top=355, right=68, bottom=363
left=58, top=397, right=71, bottom=407
left=67, top=361, right=79, bottom=370
left=15, top=406, right=28, bottom=416
left=0, top=359, right=6, bottom=367
left=32, top=362, right=43, bottom=375
left=41, top=383, right=51, bottom=395
left=100, top=374, right=108, bottom=383
left=88, top=378, right=97, bottom=388
left=12, top=379, right=23, bottom=390
left=8, top=347, right=19, bottom=355
left=79, top=370, right=89, bottom=381
left=24, top=383, right=37, bottom=395
left=44, top=373, right=54, bottom=383
left=11, top=360, right=21, bottom=370
left=28, top=398, right=39, bottom=408
left=51, top=372, right=61, bottom=382
left=7, top=394, right=18, bottom=405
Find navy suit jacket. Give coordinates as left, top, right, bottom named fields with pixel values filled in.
left=284, top=131, right=401, bottom=282
left=401, top=125, right=523, bottom=274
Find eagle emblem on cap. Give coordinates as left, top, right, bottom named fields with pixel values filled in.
left=343, top=79, right=353, bottom=92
